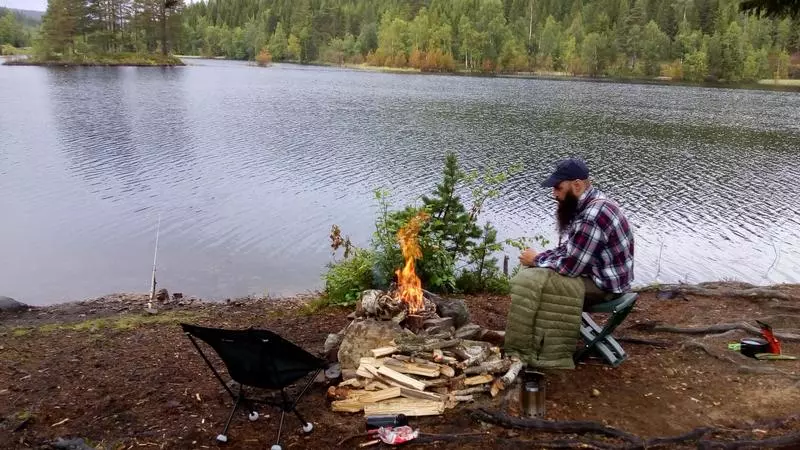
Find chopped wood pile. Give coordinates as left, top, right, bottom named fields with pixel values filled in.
left=327, top=310, right=522, bottom=417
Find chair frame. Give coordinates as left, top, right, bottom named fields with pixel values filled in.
left=573, top=293, right=638, bottom=366
left=182, top=324, right=325, bottom=448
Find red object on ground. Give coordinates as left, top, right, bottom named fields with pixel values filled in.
left=757, top=320, right=781, bottom=354
left=376, top=425, right=419, bottom=445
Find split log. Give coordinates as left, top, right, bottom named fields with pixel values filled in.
left=371, top=346, right=398, bottom=358
left=490, top=378, right=503, bottom=397
left=463, top=349, right=490, bottom=367
left=423, top=377, right=454, bottom=388
left=363, top=398, right=446, bottom=417
left=377, top=366, right=427, bottom=391
left=463, top=359, right=512, bottom=375
left=356, top=366, right=375, bottom=379
left=382, top=359, right=440, bottom=378
left=451, top=385, right=490, bottom=396
left=629, top=321, right=800, bottom=342
left=438, top=364, right=456, bottom=378
left=399, top=387, right=445, bottom=402
left=464, top=374, right=494, bottom=386
left=452, top=395, right=474, bottom=402
left=364, top=380, right=390, bottom=391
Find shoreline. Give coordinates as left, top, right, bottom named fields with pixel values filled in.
left=1, top=283, right=799, bottom=449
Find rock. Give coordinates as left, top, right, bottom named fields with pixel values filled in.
left=0, top=296, right=27, bottom=312
left=172, top=292, right=183, bottom=300
left=337, top=319, right=403, bottom=370
left=591, top=389, right=601, bottom=397
left=324, top=363, right=341, bottom=380
left=156, top=289, right=169, bottom=302
left=51, top=437, right=96, bottom=450
left=431, top=297, right=470, bottom=328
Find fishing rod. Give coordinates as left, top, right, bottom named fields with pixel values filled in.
left=146, top=214, right=161, bottom=312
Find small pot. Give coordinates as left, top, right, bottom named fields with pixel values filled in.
left=740, top=337, right=769, bottom=358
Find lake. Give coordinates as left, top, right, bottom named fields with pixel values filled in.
left=1, top=59, right=799, bottom=305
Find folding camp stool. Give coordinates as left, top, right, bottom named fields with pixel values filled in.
left=574, top=293, right=638, bottom=367
left=181, top=323, right=327, bottom=450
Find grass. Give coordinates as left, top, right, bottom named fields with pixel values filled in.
left=8, top=310, right=206, bottom=336
left=4, top=52, right=184, bottom=66
left=757, top=79, right=800, bottom=86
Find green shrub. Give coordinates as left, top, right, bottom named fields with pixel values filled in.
left=323, top=248, right=375, bottom=306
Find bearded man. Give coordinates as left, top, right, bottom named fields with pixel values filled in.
left=518, top=158, right=635, bottom=308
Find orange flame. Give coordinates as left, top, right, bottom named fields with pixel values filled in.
left=395, top=211, right=429, bottom=314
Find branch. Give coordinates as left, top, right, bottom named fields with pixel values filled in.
left=469, top=407, right=642, bottom=444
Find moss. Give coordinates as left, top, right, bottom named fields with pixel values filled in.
left=12, top=327, right=33, bottom=337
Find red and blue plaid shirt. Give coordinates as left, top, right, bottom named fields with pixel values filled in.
left=534, top=187, right=634, bottom=293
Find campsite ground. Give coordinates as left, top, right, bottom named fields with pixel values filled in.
left=1, top=283, right=799, bottom=449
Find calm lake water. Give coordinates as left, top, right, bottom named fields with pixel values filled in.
left=1, top=59, right=799, bottom=306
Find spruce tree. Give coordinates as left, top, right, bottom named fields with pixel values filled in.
left=421, top=151, right=481, bottom=260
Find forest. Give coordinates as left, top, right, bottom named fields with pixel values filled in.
left=16, top=0, right=800, bottom=80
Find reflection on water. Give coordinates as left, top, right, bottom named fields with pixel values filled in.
left=0, top=60, right=799, bottom=305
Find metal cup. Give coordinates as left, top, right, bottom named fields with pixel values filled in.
left=520, top=370, right=546, bottom=417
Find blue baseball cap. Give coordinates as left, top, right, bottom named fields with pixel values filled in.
left=541, top=158, right=590, bottom=188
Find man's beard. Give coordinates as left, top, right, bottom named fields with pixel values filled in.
left=556, top=191, right=579, bottom=234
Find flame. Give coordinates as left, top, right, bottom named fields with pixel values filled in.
left=395, top=211, right=429, bottom=314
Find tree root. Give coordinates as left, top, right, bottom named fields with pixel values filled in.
left=627, top=321, right=800, bottom=342
left=679, top=340, right=800, bottom=380
left=637, top=283, right=798, bottom=301
left=412, top=433, right=618, bottom=448
left=469, top=407, right=642, bottom=444
left=469, top=408, right=800, bottom=449
left=615, top=336, right=671, bottom=348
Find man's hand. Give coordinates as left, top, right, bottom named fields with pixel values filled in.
left=519, top=248, right=538, bottom=267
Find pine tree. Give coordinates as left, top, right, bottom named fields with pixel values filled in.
left=421, top=152, right=481, bottom=260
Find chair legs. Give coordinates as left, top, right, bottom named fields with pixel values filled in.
left=217, top=386, right=260, bottom=443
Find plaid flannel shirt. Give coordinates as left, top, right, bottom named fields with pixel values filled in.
left=534, top=187, right=634, bottom=293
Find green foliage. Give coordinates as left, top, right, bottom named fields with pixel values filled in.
left=174, top=0, right=799, bottom=82
left=323, top=247, right=375, bottom=306
left=322, top=151, right=535, bottom=302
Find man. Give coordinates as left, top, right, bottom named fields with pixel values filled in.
left=519, top=158, right=634, bottom=307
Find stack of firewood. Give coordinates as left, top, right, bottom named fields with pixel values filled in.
left=327, top=317, right=523, bottom=417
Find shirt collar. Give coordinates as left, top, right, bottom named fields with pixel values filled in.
left=577, top=186, right=598, bottom=211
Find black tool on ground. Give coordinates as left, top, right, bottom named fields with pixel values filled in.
left=739, top=337, right=770, bottom=358
left=366, top=414, right=408, bottom=430
left=180, top=323, right=327, bottom=450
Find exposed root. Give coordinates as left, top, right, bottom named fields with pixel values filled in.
left=637, top=283, right=798, bottom=301
left=628, top=321, right=800, bottom=342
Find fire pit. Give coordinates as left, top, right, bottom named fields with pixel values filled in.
left=324, top=212, right=523, bottom=417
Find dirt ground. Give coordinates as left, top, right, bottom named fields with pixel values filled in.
left=1, top=284, right=799, bottom=449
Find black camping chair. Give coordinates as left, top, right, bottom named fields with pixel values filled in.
left=181, top=323, right=327, bottom=450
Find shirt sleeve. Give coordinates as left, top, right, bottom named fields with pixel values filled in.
left=536, top=219, right=604, bottom=277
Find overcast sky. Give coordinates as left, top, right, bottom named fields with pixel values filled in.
left=2, top=0, right=47, bottom=11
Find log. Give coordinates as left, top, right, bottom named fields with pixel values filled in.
left=500, top=358, right=524, bottom=386
left=400, top=387, right=445, bottom=402
left=438, top=364, right=456, bottom=378
left=453, top=395, right=475, bottom=402
left=478, top=329, right=506, bottom=346
left=463, top=359, right=512, bottom=375
left=383, top=359, right=440, bottom=378
left=432, top=349, right=444, bottom=361
left=424, top=317, right=454, bottom=329
left=423, top=377, right=452, bottom=388
left=490, top=378, right=504, bottom=397
left=331, top=398, right=363, bottom=413
left=327, top=386, right=353, bottom=401
left=364, top=380, right=390, bottom=391
left=451, top=386, right=490, bottom=396
left=342, top=369, right=358, bottom=380
left=463, top=349, right=490, bottom=367
left=398, top=338, right=462, bottom=353
left=338, top=378, right=362, bottom=388
left=405, top=314, right=426, bottom=333
left=377, top=366, right=427, bottom=391
left=464, top=374, right=494, bottom=386
left=356, top=365, right=375, bottom=379
left=454, top=324, right=482, bottom=340
left=363, top=398, right=446, bottom=417
left=356, top=387, right=403, bottom=403
left=371, top=346, right=398, bottom=358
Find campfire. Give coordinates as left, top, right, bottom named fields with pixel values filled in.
left=325, top=213, right=523, bottom=417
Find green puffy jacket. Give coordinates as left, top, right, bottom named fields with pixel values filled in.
left=504, top=267, right=585, bottom=369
